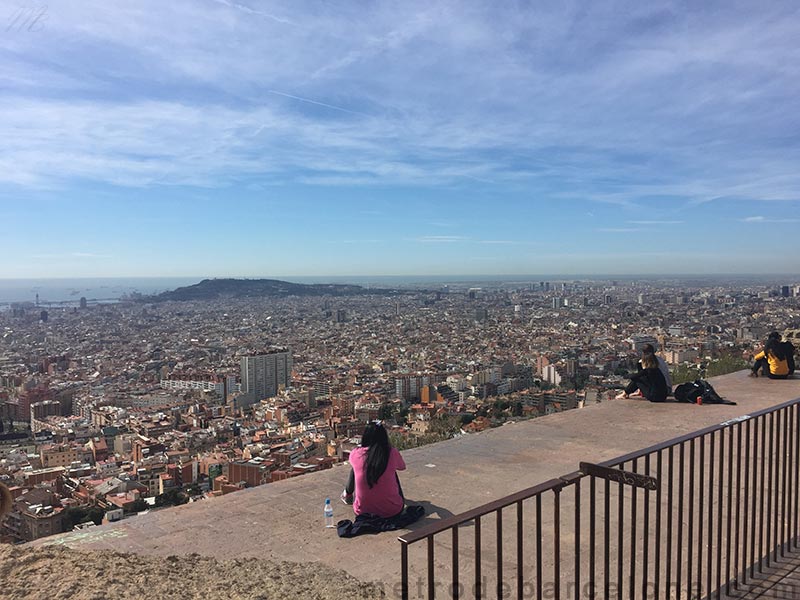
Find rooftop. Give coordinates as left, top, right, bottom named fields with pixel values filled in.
left=33, top=370, right=800, bottom=595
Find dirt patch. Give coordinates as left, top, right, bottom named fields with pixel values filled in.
left=0, top=545, right=385, bottom=600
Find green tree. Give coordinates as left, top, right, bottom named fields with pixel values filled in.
left=378, top=402, right=397, bottom=421
left=129, top=498, right=149, bottom=513
left=459, top=414, right=475, bottom=425
left=155, top=488, right=188, bottom=507
left=86, top=507, right=105, bottom=525
left=64, top=507, right=89, bottom=529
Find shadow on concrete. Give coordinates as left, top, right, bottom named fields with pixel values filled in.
left=404, top=499, right=474, bottom=532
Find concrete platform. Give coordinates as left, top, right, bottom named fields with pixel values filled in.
left=34, top=371, right=800, bottom=595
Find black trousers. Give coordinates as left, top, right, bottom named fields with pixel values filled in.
left=752, top=358, right=789, bottom=379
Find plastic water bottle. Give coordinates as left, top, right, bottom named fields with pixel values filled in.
left=324, top=497, right=334, bottom=528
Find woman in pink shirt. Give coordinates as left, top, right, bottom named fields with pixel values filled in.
left=341, top=421, right=406, bottom=518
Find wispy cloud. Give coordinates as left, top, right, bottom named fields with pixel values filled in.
left=2, top=0, right=798, bottom=200
left=596, top=228, right=642, bottom=233
left=413, top=236, right=467, bottom=243
left=627, top=220, right=684, bottom=225
left=740, top=216, right=800, bottom=223
left=477, top=240, right=540, bottom=245
left=336, top=239, right=381, bottom=244
left=208, top=0, right=293, bottom=24
left=30, top=252, right=111, bottom=259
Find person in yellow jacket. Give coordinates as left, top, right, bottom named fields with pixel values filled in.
left=750, top=332, right=790, bottom=379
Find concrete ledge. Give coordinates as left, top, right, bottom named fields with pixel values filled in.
left=33, top=371, right=800, bottom=589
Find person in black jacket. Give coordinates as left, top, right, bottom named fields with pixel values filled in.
left=616, top=353, right=669, bottom=402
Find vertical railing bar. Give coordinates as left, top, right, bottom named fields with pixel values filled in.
left=732, top=422, right=742, bottom=592
left=452, top=527, right=460, bottom=600
left=690, top=435, right=713, bottom=598
left=604, top=479, right=610, bottom=600
left=590, top=476, right=596, bottom=600
left=717, top=427, right=739, bottom=598
left=401, top=542, right=409, bottom=600
left=795, top=404, right=800, bottom=549
left=716, top=428, right=724, bottom=599
left=497, top=509, right=504, bottom=600
left=744, top=419, right=758, bottom=581
left=617, top=463, right=624, bottom=600
left=516, top=500, right=523, bottom=600
left=766, top=412, right=778, bottom=567
left=759, top=414, right=766, bottom=573
left=688, top=438, right=695, bottom=599
left=772, top=408, right=782, bottom=562
left=706, top=431, right=714, bottom=599
left=630, top=458, right=637, bottom=600
left=786, top=404, right=798, bottom=552
left=536, top=497, right=542, bottom=600
left=574, top=480, right=580, bottom=600
left=781, top=405, right=789, bottom=557
left=666, top=446, right=674, bottom=600
left=554, top=489, right=561, bottom=600
left=427, top=535, right=435, bottom=600
left=642, top=455, right=651, bottom=600
left=655, top=450, right=663, bottom=600
left=733, top=421, right=750, bottom=590
left=476, top=516, right=482, bottom=600
left=791, top=404, right=800, bottom=548
left=677, top=442, right=685, bottom=600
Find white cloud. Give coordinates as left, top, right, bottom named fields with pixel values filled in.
left=1, top=0, right=799, bottom=205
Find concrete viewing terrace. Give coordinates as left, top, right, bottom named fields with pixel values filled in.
left=34, top=370, right=800, bottom=598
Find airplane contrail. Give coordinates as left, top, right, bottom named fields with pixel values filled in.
left=268, top=90, right=367, bottom=117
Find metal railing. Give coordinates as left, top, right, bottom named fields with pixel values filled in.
left=398, top=397, right=800, bottom=600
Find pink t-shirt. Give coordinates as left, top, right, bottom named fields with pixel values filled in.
left=349, top=446, right=406, bottom=518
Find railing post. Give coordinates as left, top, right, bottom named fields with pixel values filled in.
left=401, top=541, right=409, bottom=600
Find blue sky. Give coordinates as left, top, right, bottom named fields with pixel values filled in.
left=1, top=0, right=799, bottom=278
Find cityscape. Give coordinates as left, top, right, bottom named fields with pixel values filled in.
left=1, top=276, right=798, bottom=544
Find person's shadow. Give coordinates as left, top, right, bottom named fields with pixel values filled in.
left=404, top=499, right=474, bottom=531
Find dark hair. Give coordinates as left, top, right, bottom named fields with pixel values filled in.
left=642, top=343, right=656, bottom=354
left=641, top=353, right=658, bottom=370
left=361, top=422, right=391, bottom=488
left=765, top=338, right=787, bottom=361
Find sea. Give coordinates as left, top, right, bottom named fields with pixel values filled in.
left=0, top=277, right=203, bottom=307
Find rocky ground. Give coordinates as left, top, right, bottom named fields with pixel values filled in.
left=0, top=545, right=385, bottom=599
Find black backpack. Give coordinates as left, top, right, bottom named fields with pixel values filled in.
left=782, top=341, right=796, bottom=375
left=674, top=379, right=736, bottom=405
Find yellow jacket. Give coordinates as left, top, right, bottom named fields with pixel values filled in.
left=754, top=350, right=789, bottom=376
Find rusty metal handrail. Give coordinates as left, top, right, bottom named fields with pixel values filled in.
left=398, top=396, right=800, bottom=600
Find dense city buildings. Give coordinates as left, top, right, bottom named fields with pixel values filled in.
left=240, top=350, right=292, bottom=406
left=0, top=276, right=798, bottom=542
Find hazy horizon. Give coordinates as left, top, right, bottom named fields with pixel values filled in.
left=1, top=272, right=798, bottom=305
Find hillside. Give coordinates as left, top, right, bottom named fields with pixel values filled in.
left=142, top=278, right=390, bottom=301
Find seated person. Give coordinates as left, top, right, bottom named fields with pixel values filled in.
left=751, top=332, right=791, bottom=379
left=617, top=353, right=669, bottom=402
left=638, top=343, right=672, bottom=394
left=342, top=421, right=406, bottom=518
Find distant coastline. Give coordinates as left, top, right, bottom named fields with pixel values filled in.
left=0, top=273, right=797, bottom=305
left=0, top=277, right=203, bottom=305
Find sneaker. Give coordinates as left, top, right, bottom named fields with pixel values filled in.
left=340, top=490, right=353, bottom=505
left=748, top=371, right=758, bottom=378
